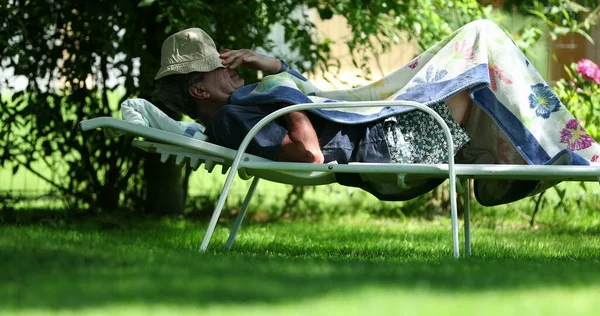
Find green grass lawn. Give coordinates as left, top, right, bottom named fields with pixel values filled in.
left=2, top=216, right=600, bottom=315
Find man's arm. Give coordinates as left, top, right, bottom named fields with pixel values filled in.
left=220, top=49, right=310, bottom=82
left=219, top=49, right=322, bottom=163
left=277, top=111, right=324, bottom=164
left=219, top=49, right=282, bottom=74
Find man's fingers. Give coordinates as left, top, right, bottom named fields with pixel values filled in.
left=221, top=51, right=245, bottom=66
left=220, top=56, right=235, bottom=66
left=229, top=56, right=246, bottom=69
left=219, top=49, right=263, bottom=69
left=219, top=50, right=231, bottom=60
left=220, top=49, right=247, bottom=59
left=220, top=49, right=238, bottom=60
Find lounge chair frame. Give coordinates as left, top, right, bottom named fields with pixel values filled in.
left=80, top=100, right=600, bottom=258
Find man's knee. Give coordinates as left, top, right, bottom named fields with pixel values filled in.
left=464, top=19, right=502, bottom=33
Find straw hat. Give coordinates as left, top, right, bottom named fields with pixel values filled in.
left=154, top=28, right=225, bottom=80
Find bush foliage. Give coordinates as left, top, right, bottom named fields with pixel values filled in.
left=2, top=0, right=598, bottom=215
left=0, top=0, right=487, bottom=213
left=0, top=0, right=325, bottom=212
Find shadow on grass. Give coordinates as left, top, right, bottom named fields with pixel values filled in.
left=1, top=220, right=600, bottom=311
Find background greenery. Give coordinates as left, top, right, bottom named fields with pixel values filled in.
left=1, top=0, right=599, bottom=218
left=2, top=1, right=600, bottom=315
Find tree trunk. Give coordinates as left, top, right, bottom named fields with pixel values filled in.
left=139, top=4, right=186, bottom=215
left=144, top=153, right=184, bottom=214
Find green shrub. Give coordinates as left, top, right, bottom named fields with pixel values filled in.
left=554, top=59, right=600, bottom=141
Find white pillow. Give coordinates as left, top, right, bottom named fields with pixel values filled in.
left=120, top=98, right=208, bottom=141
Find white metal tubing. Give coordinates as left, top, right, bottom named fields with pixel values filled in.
left=225, top=177, right=260, bottom=250
left=463, top=178, right=472, bottom=256
left=239, top=162, right=600, bottom=177
left=199, top=166, right=238, bottom=251
left=215, top=100, right=459, bottom=258
left=239, top=162, right=600, bottom=181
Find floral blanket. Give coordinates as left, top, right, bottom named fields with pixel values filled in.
left=229, top=19, right=600, bottom=204
left=315, top=19, right=600, bottom=167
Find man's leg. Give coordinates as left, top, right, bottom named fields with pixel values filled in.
left=445, top=90, right=472, bottom=126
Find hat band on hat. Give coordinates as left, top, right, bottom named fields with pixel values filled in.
left=165, top=54, right=221, bottom=71
left=155, top=54, right=225, bottom=79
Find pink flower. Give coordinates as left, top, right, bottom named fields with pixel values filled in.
left=570, top=78, right=578, bottom=86
left=454, top=40, right=474, bottom=60
left=592, top=154, right=599, bottom=163
left=489, top=65, right=513, bottom=92
left=560, top=119, right=595, bottom=151
left=408, top=59, right=419, bottom=69
left=577, top=59, right=600, bottom=83
left=576, top=88, right=583, bottom=93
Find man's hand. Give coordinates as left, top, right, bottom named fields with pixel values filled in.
left=220, top=49, right=282, bottom=74
left=277, top=111, right=324, bottom=164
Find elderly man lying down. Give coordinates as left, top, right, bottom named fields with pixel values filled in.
left=153, top=19, right=600, bottom=205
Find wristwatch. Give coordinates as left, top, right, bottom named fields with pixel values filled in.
left=278, top=59, right=290, bottom=73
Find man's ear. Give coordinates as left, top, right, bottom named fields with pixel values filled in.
left=188, top=84, right=210, bottom=100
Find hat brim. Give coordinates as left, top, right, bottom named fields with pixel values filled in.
left=154, top=55, right=225, bottom=80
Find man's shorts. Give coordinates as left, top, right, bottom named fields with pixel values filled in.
left=383, top=102, right=470, bottom=164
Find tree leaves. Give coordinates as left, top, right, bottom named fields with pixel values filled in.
left=524, top=0, right=600, bottom=47
left=137, top=0, right=156, bottom=7
left=0, top=0, right=331, bottom=213
left=5, top=0, right=594, bottom=214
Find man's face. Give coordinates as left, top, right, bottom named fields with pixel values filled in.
left=201, top=67, right=245, bottom=103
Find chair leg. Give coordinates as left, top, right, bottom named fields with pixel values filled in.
left=450, top=175, right=460, bottom=259
left=462, top=178, right=472, bottom=257
left=199, top=167, right=238, bottom=252
left=225, top=177, right=260, bottom=250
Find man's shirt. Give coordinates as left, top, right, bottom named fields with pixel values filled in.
left=204, top=104, right=392, bottom=164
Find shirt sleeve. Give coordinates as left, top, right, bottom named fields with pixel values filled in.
left=277, top=59, right=308, bottom=81
left=205, top=105, right=288, bottom=160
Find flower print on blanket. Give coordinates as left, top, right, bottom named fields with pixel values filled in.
left=254, top=72, right=318, bottom=95
left=402, top=65, right=449, bottom=94
left=453, top=40, right=475, bottom=60
left=528, top=83, right=561, bottom=119
left=369, top=79, right=396, bottom=100
left=559, top=119, right=595, bottom=151
left=415, top=66, right=448, bottom=84
left=408, top=58, right=419, bottom=69
left=489, top=65, right=512, bottom=92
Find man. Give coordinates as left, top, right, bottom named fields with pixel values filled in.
left=154, top=28, right=471, bottom=166
left=152, top=22, right=600, bottom=205
left=154, top=28, right=325, bottom=163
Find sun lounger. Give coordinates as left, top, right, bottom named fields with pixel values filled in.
left=79, top=100, right=600, bottom=258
